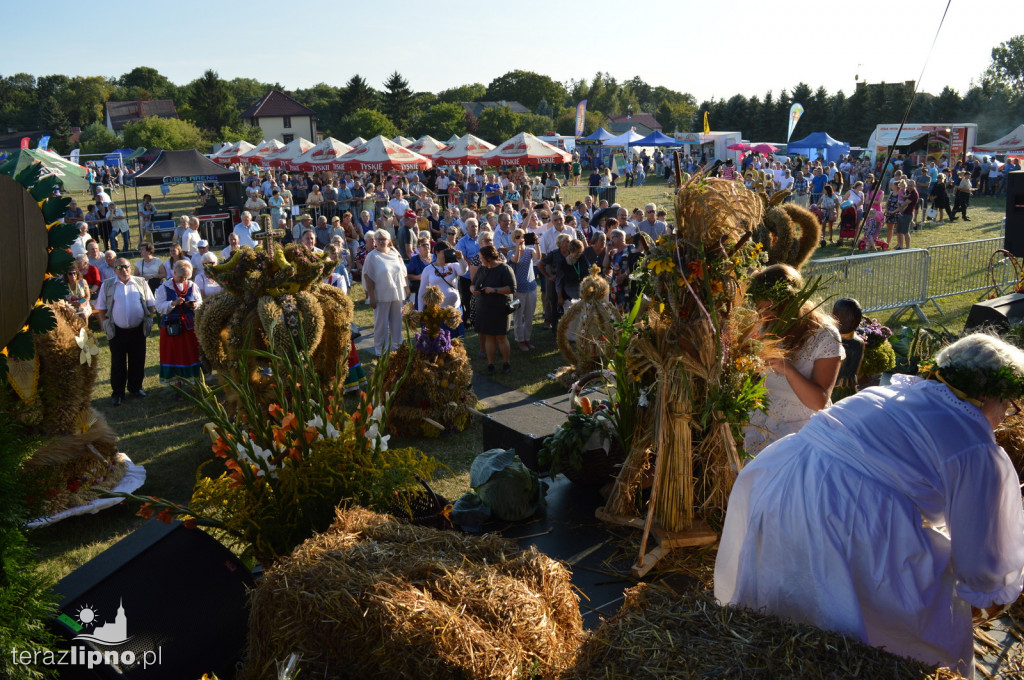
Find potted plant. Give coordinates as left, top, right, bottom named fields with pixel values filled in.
left=857, top=318, right=897, bottom=389
left=539, top=385, right=623, bottom=486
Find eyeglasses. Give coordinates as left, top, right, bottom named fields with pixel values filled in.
left=1006, top=400, right=1021, bottom=418
left=115, top=264, right=130, bottom=270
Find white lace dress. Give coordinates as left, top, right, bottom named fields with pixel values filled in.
left=744, top=325, right=844, bottom=453
left=716, top=375, right=1024, bottom=675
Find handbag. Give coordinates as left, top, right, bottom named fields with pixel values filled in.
left=925, top=206, right=938, bottom=220
left=164, top=314, right=182, bottom=336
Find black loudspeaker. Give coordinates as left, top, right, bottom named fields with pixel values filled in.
left=48, top=521, right=254, bottom=679
left=1003, top=171, right=1024, bottom=257
left=964, top=292, right=1024, bottom=333
left=222, top=182, right=245, bottom=209
left=481, top=400, right=567, bottom=471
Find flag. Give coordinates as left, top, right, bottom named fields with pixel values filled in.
left=37, top=136, right=50, bottom=151
left=20, top=137, right=30, bottom=149
left=787, top=103, right=804, bottom=142
left=702, top=111, right=710, bottom=136
left=574, top=100, right=588, bottom=138
left=70, top=148, right=80, bottom=165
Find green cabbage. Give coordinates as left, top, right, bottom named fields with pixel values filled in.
left=469, top=449, right=544, bottom=521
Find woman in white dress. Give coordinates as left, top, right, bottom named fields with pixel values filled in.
left=361, top=230, right=409, bottom=356
left=744, top=264, right=843, bottom=454
left=716, top=333, right=1024, bottom=676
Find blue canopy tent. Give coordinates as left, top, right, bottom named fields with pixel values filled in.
left=787, top=132, right=850, bottom=163
left=633, top=131, right=679, bottom=146
left=576, top=127, right=614, bottom=145
left=104, top=148, right=135, bottom=166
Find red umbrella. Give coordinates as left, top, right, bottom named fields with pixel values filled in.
left=432, top=134, right=495, bottom=166
left=479, top=132, right=570, bottom=168
left=335, top=135, right=432, bottom=172
left=289, top=137, right=354, bottom=172
left=752, top=143, right=779, bottom=154
left=727, top=142, right=753, bottom=151
left=262, top=138, right=315, bottom=168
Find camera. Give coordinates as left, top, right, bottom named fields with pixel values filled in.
left=443, top=249, right=458, bottom=263
left=524, top=232, right=537, bottom=245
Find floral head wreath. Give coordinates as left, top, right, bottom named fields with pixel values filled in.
left=747, top=278, right=793, bottom=306
left=919, top=361, right=1024, bottom=405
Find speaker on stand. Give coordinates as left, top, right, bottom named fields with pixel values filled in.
left=1001, top=170, right=1024, bottom=257
left=49, top=520, right=254, bottom=679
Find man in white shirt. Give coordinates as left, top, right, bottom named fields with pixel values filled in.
left=220, top=231, right=240, bottom=261
left=539, top=212, right=571, bottom=255
left=232, top=211, right=258, bottom=248
left=95, top=258, right=156, bottom=406
left=181, top=216, right=202, bottom=257
left=388, top=189, right=410, bottom=220
left=190, top=240, right=211, bottom=277
left=70, top=221, right=91, bottom=258
left=493, top=213, right=516, bottom=255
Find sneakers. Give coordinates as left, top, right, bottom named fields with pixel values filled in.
left=501, top=362, right=512, bottom=374
left=486, top=364, right=495, bottom=376
left=963, top=216, right=971, bottom=221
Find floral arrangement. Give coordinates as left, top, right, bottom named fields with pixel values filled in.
left=919, top=362, right=1024, bottom=403
left=858, top=318, right=897, bottom=378
left=415, top=327, right=452, bottom=354
left=539, top=396, right=617, bottom=478
left=111, top=341, right=441, bottom=566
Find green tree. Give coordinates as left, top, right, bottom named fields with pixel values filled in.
left=78, top=121, right=120, bottom=154
left=485, top=70, right=567, bottom=113
left=655, top=98, right=696, bottom=135
left=65, top=76, right=112, bottom=128
left=554, top=109, right=605, bottom=136
left=186, top=70, right=238, bottom=135
left=122, top=116, right=206, bottom=150
left=381, top=71, right=415, bottom=132
left=986, top=35, right=1024, bottom=95
left=932, top=86, right=963, bottom=122
left=219, top=123, right=264, bottom=145
left=40, top=96, right=72, bottom=154
left=437, top=83, right=486, bottom=104
left=477, top=105, right=521, bottom=142
left=228, top=77, right=276, bottom=112
left=518, top=113, right=554, bottom=135
left=0, top=73, right=38, bottom=130
left=117, top=66, right=176, bottom=100
left=414, top=102, right=467, bottom=139
left=295, top=82, right=344, bottom=137
left=334, top=108, right=398, bottom=142
left=535, top=98, right=552, bottom=118
left=341, top=75, right=378, bottom=116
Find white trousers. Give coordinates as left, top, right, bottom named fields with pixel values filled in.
left=373, top=300, right=404, bottom=356
left=513, top=289, right=537, bottom=342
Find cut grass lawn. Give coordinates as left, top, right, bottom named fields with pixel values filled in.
left=29, top=183, right=1011, bottom=579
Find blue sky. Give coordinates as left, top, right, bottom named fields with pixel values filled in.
left=1, top=0, right=1017, bottom=102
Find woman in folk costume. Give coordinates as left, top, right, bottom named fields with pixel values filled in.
left=716, top=333, right=1024, bottom=676
left=156, top=259, right=203, bottom=385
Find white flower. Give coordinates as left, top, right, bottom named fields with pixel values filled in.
left=75, top=328, right=99, bottom=365
left=369, top=405, right=385, bottom=424
left=377, top=434, right=390, bottom=452
left=365, top=423, right=380, bottom=441
left=324, top=422, right=340, bottom=439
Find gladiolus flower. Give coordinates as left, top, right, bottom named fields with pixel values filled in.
left=156, top=509, right=173, bottom=524
left=183, top=518, right=198, bottom=530
left=137, top=503, right=154, bottom=520
left=268, top=403, right=284, bottom=418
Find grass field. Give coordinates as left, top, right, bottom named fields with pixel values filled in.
left=29, top=181, right=1011, bottom=579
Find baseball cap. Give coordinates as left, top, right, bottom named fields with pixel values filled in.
left=405, top=210, right=418, bottom=218
left=197, top=240, right=209, bottom=248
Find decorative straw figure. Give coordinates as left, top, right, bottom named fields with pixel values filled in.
left=382, top=286, right=475, bottom=437
left=557, top=264, right=621, bottom=376
left=599, top=175, right=778, bottom=574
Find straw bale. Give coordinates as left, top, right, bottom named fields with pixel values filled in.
left=995, top=414, right=1024, bottom=476
left=240, top=506, right=582, bottom=680
left=565, top=583, right=963, bottom=680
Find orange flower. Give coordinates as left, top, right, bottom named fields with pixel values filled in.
left=710, top=279, right=724, bottom=295
left=137, top=503, right=154, bottom=520
left=268, top=403, right=284, bottom=418
left=288, top=447, right=302, bottom=462
left=303, top=427, right=317, bottom=444
left=687, top=261, right=704, bottom=280
left=272, top=426, right=291, bottom=446
left=279, top=412, right=297, bottom=432
left=156, top=508, right=173, bottom=524
left=212, top=437, right=232, bottom=458
left=183, top=518, right=198, bottom=530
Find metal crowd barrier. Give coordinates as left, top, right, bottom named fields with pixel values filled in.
left=924, top=237, right=1016, bottom=315
left=804, top=248, right=931, bottom=322
left=803, top=237, right=1015, bottom=323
